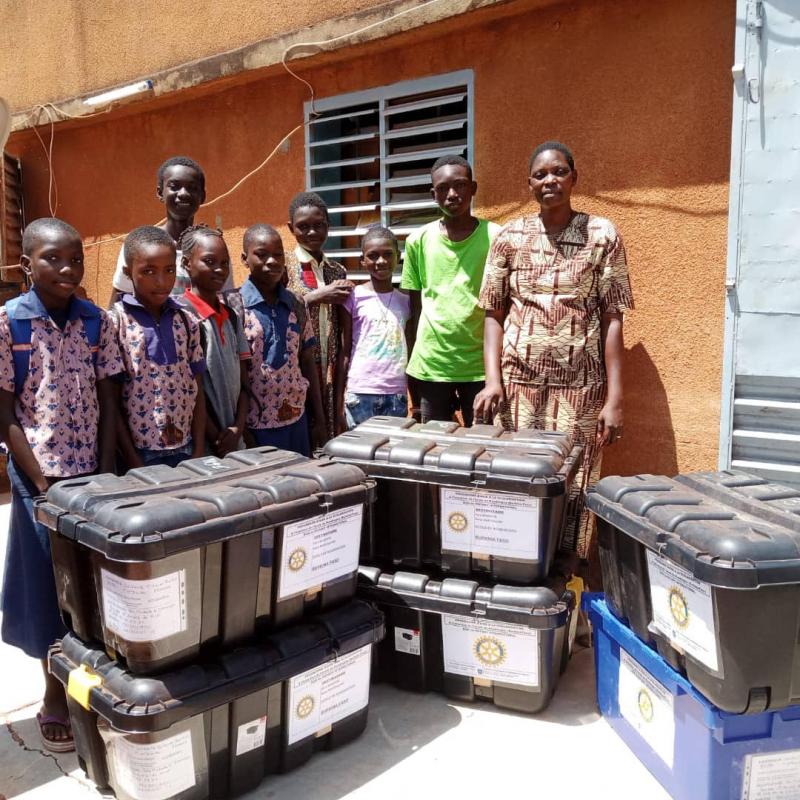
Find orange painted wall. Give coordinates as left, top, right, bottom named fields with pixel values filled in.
left=7, top=0, right=734, bottom=478
left=0, top=0, right=387, bottom=111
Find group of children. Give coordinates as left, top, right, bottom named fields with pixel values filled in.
left=0, top=131, right=637, bottom=757
left=1, top=152, right=494, bottom=752
left=0, top=150, right=489, bottom=751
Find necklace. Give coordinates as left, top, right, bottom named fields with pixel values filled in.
left=366, top=288, right=402, bottom=353
left=374, top=288, right=395, bottom=330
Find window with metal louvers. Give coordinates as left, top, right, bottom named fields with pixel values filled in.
left=304, top=70, right=473, bottom=280
left=0, top=152, right=25, bottom=303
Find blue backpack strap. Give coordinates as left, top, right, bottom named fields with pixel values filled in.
left=71, top=297, right=103, bottom=367
left=5, top=296, right=104, bottom=393
left=5, top=296, right=33, bottom=394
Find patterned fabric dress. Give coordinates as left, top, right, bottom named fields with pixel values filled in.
left=480, top=212, right=634, bottom=556
left=285, top=247, right=347, bottom=439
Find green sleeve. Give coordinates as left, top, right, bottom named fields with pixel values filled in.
left=400, top=236, right=421, bottom=290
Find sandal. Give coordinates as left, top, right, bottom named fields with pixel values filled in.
left=36, top=712, right=75, bottom=753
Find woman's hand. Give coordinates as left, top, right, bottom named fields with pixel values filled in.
left=473, top=381, right=505, bottom=424
left=596, top=401, right=623, bottom=446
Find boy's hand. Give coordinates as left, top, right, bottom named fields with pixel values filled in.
left=334, top=401, right=347, bottom=436
left=310, top=419, right=328, bottom=451
left=317, top=281, right=354, bottom=305
left=215, top=426, right=242, bottom=457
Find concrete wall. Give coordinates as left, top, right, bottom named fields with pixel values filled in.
left=6, top=0, right=734, bottom=477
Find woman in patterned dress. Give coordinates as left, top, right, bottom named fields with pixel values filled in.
left=473, top=141, right=634, bottom=558
left=284, top=192, right=354, bottom=440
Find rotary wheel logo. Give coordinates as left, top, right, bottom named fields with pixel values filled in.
left=473, top=635, right=506, bottom=667
left=448, top=511, right=468, bottom=533
left=296, top=695, right=315, bottom=719
left=668, top=586, right=690, bottom=628
left=288, top=547, right=307, bottom=572
left=637, top=688, right=654, bottom=723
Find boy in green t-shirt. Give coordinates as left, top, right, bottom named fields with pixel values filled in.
left=401, top=155, right=500, bottom=425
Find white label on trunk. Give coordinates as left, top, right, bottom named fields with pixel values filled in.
left=235, top=716, right=267, bottom=756
left=618, top=649, right=675, bottom=768
left=287, top=645, right=371, bottom=745
left=394, top=626, right=421, bottom=656
left=646, top=551, right=719, bottom=672
left=741, top=750, right=800, bottom=800
left=440, top=488, right=540, bottom=560
left=101, top=569, right=187, bottom=643
left=110, top=730, right=195, bottom=800
left=278, top=505, right=363, bottom=600
left=441, top=614, right=540, bottom=687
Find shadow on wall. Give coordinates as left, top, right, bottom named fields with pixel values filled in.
left=601, top=342, right=678, bottom=479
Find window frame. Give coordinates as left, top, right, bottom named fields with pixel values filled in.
left=303, top=69, right=475, bottom=277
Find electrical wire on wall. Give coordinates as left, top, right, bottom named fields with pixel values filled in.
left=2, top=0, right=450, bottom=289
left=24, top=100, right=118, bottom=218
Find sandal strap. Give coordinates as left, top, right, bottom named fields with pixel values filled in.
left=37, top=713, right=71, bottom=728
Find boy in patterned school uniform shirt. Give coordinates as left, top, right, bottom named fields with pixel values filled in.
left=0, top=218, right=124, bottom=752
left=112, top=226, right=206, bottom=468
left=240, top=224, right=326, bottom=456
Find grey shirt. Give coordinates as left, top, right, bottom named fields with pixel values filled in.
left=178, top=294, right=250, bottom=436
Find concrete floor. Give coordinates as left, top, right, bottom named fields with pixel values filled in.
left=0, top=499, right=670, bottom=800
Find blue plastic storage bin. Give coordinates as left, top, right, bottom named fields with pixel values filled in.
left=586, top=596, right=800, bottom=800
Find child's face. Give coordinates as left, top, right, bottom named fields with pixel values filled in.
left=361, top=238, right=398, bottom=283
left=125, top=243, right=177, bottom=310
left=22, top=229, right=85, bottom=304
left=288, top=205, right=328, bottom=255
left=243, top=232, right=285, bottom=291
left=431, top=164, right=477, bottom=218
left=185, top=234, right=230, bottom=295
left=158, top=165, right=205, bottom=222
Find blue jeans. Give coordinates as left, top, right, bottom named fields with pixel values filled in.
left=345, top=392, right=408, bottom=428
left=135, top=441, right=194, bottom=468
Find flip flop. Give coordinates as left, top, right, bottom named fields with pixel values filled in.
left=36, top=712, right=75, bottom=753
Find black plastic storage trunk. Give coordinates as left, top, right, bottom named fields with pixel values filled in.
left=37, top=448, right=374, bottom=673
left=586, top=473, right=800, bottom=714
left=358, top=566, right=574, bottom=714
left=49, top=600, right=383, bottom=800
left=325, top=417, right=581, bottom=583
left=675, top=469, right=800, bottom=531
